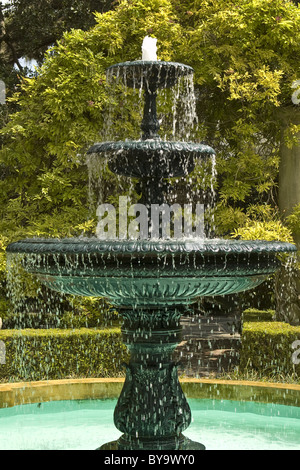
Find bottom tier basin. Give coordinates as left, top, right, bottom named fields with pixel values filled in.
left=5, top=238, right=297, bottom=451
left=6, top=238, right=297, bottom=307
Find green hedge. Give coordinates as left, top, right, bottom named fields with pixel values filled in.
left=242, top=308, right=275, bottom=323
left=0, top=328, right=128, bottom=382
left=1, top=320, right=299, bottom=382
left=240, top=321, right=300, bottom=377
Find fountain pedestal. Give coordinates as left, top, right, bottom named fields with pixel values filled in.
left=100, top=307, right=205, bottom=450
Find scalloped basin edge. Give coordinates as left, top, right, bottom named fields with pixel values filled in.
left=6, top=238, right=297, bottom=307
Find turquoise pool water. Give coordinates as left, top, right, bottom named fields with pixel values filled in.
left=0, top=398, right=299, bottom=450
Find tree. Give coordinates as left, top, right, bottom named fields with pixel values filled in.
left=1, top=0, right=114, bottom=66
left=1, top=0, right=300, bottom=321
left=0, top=0, right=116, bottom=139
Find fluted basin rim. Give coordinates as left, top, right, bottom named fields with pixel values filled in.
left=107, top=60, right=194, bottom=75
left=6, top=237, right=297, bottom=256
left=87, top=140, right=215, bottom=156
left=6, top=238, right=296, bottom=305
left=106, top=60, right=195, bottom=90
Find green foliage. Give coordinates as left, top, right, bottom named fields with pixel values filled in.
left=59, top=297, right=120, bottom=328
left=0, top=327, right=128, bottom=381
left=0, top=235, right=8, bottom=274
left=0, top=235, right=10, bottom=318
left=1, top=319, right=299, bottom=382
left=0, top=0, right=185, bottom=243
left=232, top=220, right=294, bottom=242
left=286, top=204, right=300, bottom=237
left=2, top=0, right=113, bottom=64
left=229, top=204, right=295, bottom=242
left=2, top=0, right=299, bottom=240
left=1, top=0, right=300, bottom=320
left=242, top=308, right=275, bottom=322
left=240, top=320, right=300, bottom=377
left=175, top=0, right=300, bottom=234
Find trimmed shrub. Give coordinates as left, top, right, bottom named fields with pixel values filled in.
left=0, top=327, right=128, bottom=382
left=1, top=320, right=299, bottom=382
left=242, top=308, right=275, bottom=323
left=240, top=321, right=300, bottom=377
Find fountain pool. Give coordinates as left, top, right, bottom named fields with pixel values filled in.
left=0, top=379, right=299, bottom=450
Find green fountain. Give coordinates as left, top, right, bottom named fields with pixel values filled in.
left=6, top=39, right=297, bottom=450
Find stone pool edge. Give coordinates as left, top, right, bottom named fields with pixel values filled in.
left=0, top=378, right=299, bottom=409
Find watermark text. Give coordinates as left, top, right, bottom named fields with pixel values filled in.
left=292, top=340, right=300, bottom=365
left=0, top=80, right=5, bottom=105
left=0, top=341, right=5, bottom=365
left=292, top=80, right=300, bottom=105
left=96, top=197, right=204, bottom=240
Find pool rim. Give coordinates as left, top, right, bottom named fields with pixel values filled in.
left=0, top=378, right=299, bottom=409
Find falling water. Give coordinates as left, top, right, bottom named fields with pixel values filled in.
left=87, top=61, right=214, bottom=233
left=103, top=62, right=198, bottom=143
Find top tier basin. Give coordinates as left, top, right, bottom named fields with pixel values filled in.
left=107, top=61, right=194, bottom=91
left=98, top=60, right=211, bottom=175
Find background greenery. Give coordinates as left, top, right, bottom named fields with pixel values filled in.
left=1, top=311, right=299, bottom=382
left=0, top=326, right=128, bottom=381
left=1, top=0, right=299, bottom=244
left=0, top=0, right=300, bottom=380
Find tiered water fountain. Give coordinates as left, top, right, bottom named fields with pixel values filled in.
left=6, top=38, right=297, bottom=450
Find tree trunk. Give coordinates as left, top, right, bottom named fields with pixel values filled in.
left=277, top=107, right=300, bottom=325
left=279, top=108, right=300, bottom=224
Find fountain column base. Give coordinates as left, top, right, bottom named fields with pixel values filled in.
left=98, top=307, right=205, bottom=451
left=99, top=434, right=205, bottom=451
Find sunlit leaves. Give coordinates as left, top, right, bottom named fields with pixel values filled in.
left=232, top=220, right=294, bottom=243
